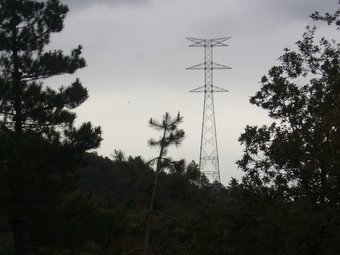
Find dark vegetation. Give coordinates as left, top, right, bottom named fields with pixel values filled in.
left=0, top=0, right=339, bottom=254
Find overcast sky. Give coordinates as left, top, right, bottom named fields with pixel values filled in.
left=50, top=0, right=338, bottom=184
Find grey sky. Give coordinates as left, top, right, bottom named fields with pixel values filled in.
left=66, top=0, right=150, bottom=8
left=54, top=0, right=339, bottom=183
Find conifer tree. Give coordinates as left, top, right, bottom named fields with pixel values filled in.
left=143, top=112, right=185, bottom=255
left=0, top=1, right=102, bottom=254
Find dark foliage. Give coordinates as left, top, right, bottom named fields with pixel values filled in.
left=1, top=2, right=339, bottom=255
left=0, top=1, right=101, bottom=254
left=236, top=4, right=340, bottom=255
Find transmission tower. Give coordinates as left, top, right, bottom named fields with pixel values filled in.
left=186, top=37, right=231, bottom=183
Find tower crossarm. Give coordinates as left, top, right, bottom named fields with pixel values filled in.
left=186, top=37, right=231, bottom=47
left=213, top=85, right=229, bottom=92
left=186, top=38, right=207, bottom=47
left=189, top=85, right=229, bottom=93
left=211, top=63, right=231, bottom=70
left=186, top=63, right=206, bottom=70
left=211, top=37, right=232, bottom=47
left=186, top=62, right=231, bottom=70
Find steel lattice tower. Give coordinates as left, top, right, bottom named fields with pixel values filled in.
left=186, top=37, right=231, bottom=183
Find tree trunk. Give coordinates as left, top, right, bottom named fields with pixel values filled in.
left=143, top=122, right=167, bottom=255
left=10, top=3, right=25, bottom=254
left=10, top=218, right=26, bottom=255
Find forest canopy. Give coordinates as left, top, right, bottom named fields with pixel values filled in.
left=0, top=1, right=339, bottom=255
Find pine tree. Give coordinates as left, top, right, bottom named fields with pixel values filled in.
left=0, top=1, right=102, bottom=254
left=143, top=112, right=185, bottom=255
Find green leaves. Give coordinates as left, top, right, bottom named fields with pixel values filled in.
left=238, top=5, right=340, bottom=206
left=18, top=46, right=86, bottom=80
left=63, top=78, right=88, bottom=108
left=0, top=0, right=67, bottom=53
left=148, top=112, right=185, bottom=152
left=311, top=8, right=340, bottom=28
left=0, top=1, right=101, bottom=254
left=64, top=122, right=102, bottom=152
left=144, top=112, right=185, bottom=254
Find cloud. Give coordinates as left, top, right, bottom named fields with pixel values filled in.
left=64, top=0, right=150, bottom=10
left=188, top=0, right=338, bottom=39
left=53, top=0, right=339, bottom=183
